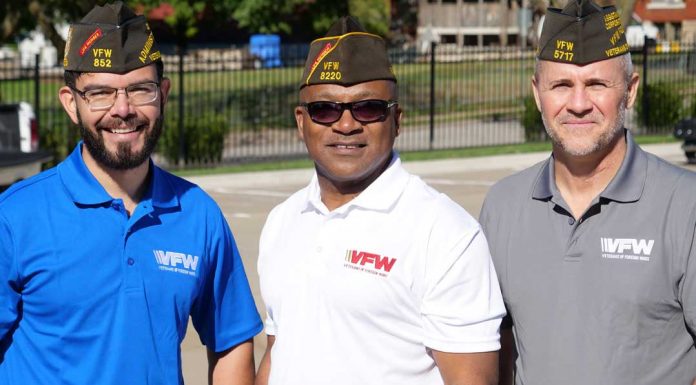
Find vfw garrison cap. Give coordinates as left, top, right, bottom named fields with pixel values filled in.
left=63, top=1, right=161, bottom=73
left=538, top=0, right=629, bottom=65
left=300, top=16, right=396, bottom=88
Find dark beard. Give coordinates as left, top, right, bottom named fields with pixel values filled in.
left=77, top=109, right=163, bottom=170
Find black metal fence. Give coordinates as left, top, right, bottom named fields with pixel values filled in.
left=1, top=41, right=695, bottom=167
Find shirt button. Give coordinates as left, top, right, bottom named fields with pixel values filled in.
left=316, top=246, right=323, bottom=252
left=127, top=258, right=135, bottom=266
left=568, top=218, right=575, bottom=225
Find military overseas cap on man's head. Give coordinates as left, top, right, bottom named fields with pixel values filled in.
left=63, top=1, right=161, bottom=73
left=300, top=16, right=396, bottom=88
left=538, top=0, right=629, bottom=65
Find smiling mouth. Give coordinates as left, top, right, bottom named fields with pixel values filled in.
left=103, top=124, right=144, bottom=135
left=331, top=144, right=366, bottom=149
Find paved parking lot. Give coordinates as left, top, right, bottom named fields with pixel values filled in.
left=180, top=142, right=695, bottom=384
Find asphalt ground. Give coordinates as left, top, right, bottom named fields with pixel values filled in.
left=179, top=142, right=695, bottom=385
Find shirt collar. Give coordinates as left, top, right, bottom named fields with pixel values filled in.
left=304, top=152, right=410, bottom=214
left=58, top=142, right=179, bottom=209
left=532, top=129, right=647, bottom=203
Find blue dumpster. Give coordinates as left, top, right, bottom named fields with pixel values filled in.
left=249, top=34, right=282, bottom=68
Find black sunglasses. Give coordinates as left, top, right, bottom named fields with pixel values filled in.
left=300, top=99, right=398, bottom=125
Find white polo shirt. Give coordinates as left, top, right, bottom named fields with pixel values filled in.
left=258, top=155, right=505, bottom=385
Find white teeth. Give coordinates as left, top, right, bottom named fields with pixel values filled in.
left=336, top=144, right=360, bottom=149
left=109, top=127, right=137, bottom=134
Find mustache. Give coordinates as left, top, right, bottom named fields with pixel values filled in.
left=96, top=116, right=149, bottom=131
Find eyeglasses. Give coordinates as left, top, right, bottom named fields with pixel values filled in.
left=70, top=81, right=160, bottom=111
left=299, top=99, right=398, bottom=125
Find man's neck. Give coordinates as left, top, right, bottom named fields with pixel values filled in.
left=82, top=147, right=150, bottom=216
left=317, top=157, right=392, bottom=212
left=553, top=134, right=626, bottom=219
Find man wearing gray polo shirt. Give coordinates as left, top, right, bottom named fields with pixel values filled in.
left=479, top=1, right=696, bottom=384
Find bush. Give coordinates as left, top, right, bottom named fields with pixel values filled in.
left=521, top=95, right=546, bottom=142
left=158, top=114, right=229, bottom=165
left=635, top=82, right=683, bottom=132
left=686, top=96, right=696, bottom=118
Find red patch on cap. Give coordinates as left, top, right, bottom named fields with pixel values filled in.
left=310, top=43, right=333, bottom=75
left=79, top=28, right=103, bottom=57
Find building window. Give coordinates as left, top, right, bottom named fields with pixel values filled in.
left=463, top=35, right=478, bottom=46
left=441, top=34, right=457, bottom=44
left=483, top=35, right=500, bottom=46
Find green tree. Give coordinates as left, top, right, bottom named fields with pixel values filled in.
left=349, top=0, right=390, bottom=37
left=1, top=0, right=100, bottom=64
left=230, top=0, right=390, bottom=38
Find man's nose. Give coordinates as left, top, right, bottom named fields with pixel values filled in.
left=109, top=89, right=135, bottom=118
left=566, top=86, right=593, bottom=115
left=333, top=108, right=361, bottom=134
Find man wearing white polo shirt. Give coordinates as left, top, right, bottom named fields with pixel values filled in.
left=255, top=16, right=505, bottom=385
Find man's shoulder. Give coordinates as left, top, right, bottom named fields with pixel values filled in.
left=0, top=167, right=60, bottom=212
left=403, top=174, right=481, bottom=232
left=642, top=152, right=696, bottom=209
left=155, top=166, right=218, bottom=205
left=644, top=151, right=696, bottom=185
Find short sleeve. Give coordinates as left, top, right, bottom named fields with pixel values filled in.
left=0, top=211, right=21, bottom=341
left=680, top=221, right=696, bottom=335
left=257, top=207, right=279, bottom=336
left=420, top=219, right=506, bottom=353
left=191, top=213, right=263, bottom=352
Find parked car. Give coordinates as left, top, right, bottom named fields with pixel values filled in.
left=673, top=117, right=696, bottom=164
left=0, top=102, right=52, bottom=189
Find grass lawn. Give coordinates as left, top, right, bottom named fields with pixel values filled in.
left=172, top=134, right=678, bottom=177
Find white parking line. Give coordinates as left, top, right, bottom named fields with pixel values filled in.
left=424, top=178, right=495, bottom=186
left=210, top=188, right=290, bottom=198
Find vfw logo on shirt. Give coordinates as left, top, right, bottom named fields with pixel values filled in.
left=600, top=237, right=655, bottom=262
left=344, top=249, right=397, bottom=277
left=153, top=250, right=199, bottom=276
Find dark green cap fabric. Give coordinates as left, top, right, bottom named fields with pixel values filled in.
left=300, top=16, right=396, bottom=88
left=63, top=1, right=161, bottom=73
left=538, top=0, right=629, bottom=65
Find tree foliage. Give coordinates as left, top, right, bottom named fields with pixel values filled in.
left=135, top=0, right=210, bottom=46
left=229, top=0, right=390, bottom=38
left=1, top=0, right=101, bottom=63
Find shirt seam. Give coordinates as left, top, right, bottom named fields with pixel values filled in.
left=0, top=210, right=21, bottom=284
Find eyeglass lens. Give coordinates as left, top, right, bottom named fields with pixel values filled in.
left=85, top=83, right=159, bottom=110
left=306, top=100, right=393, bottom=124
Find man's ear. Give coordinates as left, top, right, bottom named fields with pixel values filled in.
left=531, top=75, right=542, bottom=113
left=159, top=77, right=171, bottom=106
left=58, top=86, right=79, bottom=124
left=393, top=105, right=402, bottom=138
left=625, top=72, right=640, bottom=109
left=295, top=106, right=306, bottom=142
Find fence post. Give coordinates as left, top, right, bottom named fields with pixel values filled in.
left=641, top=37, right=649, bottom=129
left=178, top=46, right=186, bottom=166
left=429, top=41, right=436, bottom=150
left=34, top=53, right=40, bottom=125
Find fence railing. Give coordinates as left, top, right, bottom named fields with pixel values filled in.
left=1, top=41, right=694, bottom=168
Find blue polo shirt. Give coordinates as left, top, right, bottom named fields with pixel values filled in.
left=0, top=144, right=263, bottom=385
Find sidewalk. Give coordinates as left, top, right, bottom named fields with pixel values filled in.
left=186, top=141, right=689, bottom=189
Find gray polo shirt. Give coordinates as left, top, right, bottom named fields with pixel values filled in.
left=480, top=130, right=696, bottom=385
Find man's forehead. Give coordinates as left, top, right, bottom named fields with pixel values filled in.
left=76, top=65, right=157, bottom=85
left=302, top=80, right=394, bottom=100
left=538, top=57, right=624, bottom=80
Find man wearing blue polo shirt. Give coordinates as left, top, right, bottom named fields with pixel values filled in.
left=0, top=3, right=262, bottom=384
